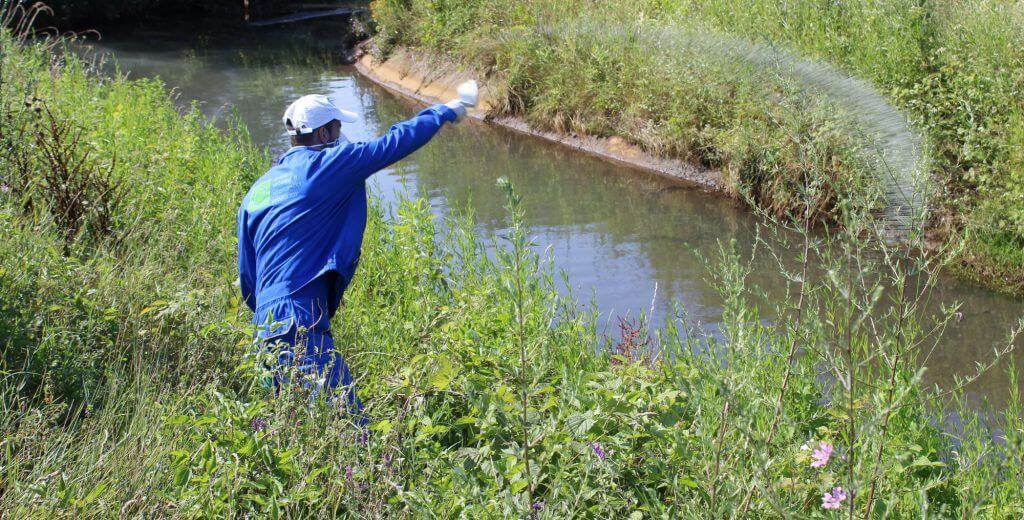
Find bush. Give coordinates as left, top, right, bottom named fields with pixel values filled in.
left=0, top=31, right=259, bottom=404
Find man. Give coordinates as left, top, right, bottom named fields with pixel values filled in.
left=237, top=91, right=471, bottom=413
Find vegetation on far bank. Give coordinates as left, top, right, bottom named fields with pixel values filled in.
left=370, top=0, right=1024, bottom=294
left=1, top=3, right=1023, bottom=518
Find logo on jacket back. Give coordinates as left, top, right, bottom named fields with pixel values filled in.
left=248, top=181, right=272, bottom=211
left=247, top=173, right=298, bottom=212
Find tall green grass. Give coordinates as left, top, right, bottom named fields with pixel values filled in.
left=370, top=0, right=1024, bottom=293
left=1, top=21, right=1022, bottom=519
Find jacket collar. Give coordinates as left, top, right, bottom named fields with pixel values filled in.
left=274, top=139, right=347, bottom=166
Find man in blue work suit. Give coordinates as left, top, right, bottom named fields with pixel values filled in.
left=237, top=91, right=471, bottom=415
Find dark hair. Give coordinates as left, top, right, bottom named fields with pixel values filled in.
left=290, top=129, right=322, bottom=147
left=288, top=120, right=340, bottom=147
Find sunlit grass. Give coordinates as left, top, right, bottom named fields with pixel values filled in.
left=1, top=14, right=1023, bottom=519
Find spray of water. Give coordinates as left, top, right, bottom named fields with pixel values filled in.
left=540, top=22, right=929, bottom=236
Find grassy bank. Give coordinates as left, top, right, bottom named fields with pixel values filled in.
left=369, top=0, right=1024, bottom=293
left=2, top=16, right=1023, bottom=520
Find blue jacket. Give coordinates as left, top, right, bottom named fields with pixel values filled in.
left=237, top=104, right=458, bottom=335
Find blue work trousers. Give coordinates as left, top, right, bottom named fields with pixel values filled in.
left=263, top=325, right=362, bottom=414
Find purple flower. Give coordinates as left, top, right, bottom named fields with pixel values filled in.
left=589, top=441, right=606, bottom=461
left=355, top=429, right=369, bottom=446
left=345, top=465, right=354, bottom=481
left=0, top=184, right=10, bottom=194
left=811, top=442, right=834, bottom=469
left=822, top=487, right=847, bottom=510
left=250, top=417, right=267, bottom=433
left=531, top=501, right=545, bottom=511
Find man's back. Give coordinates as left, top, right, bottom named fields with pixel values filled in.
left=237, top=103, right=461, bottom=322
left=239, top=144, right=368, bottom=321
left=234, top=91, right=470, bottom=407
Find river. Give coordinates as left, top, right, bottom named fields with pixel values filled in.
left=74, top=18, right=1022, bottom=404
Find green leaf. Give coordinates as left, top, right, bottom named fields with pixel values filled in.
left=237, top=438, right=256, bottom=456
left=567, top=411, right=596, bottom=436
left=455, top=415, right=478, bottom=426
left=173, top=466, right=191, bottom=487
left=80, top=482, right=107, bottom=505
left=305, top=466, right=328, bottom=485
left=429, top=359, right=458, bottom=391
left=371, top=419, right=393, bottom=434
left=510, top=479, right=529, bottom=493
left=910, top=456, right=943, bottom=468
left=139, top=300, right=168, bottom=316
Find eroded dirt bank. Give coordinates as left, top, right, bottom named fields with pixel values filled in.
left=354, top=47, right=724, bottom=191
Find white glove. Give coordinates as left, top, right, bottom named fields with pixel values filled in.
left=445, top=99, right=468, bottom=122
left=444, top=80, right=478, bottom=123
left=457, top=80, right=478, bottom=107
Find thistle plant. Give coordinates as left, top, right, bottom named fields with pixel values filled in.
left=497, top=176, right=539, bottom=512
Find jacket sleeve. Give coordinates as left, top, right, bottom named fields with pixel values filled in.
left=317, top=104, right=458, bottom=187
left=237, top=206, right=258, bottom=312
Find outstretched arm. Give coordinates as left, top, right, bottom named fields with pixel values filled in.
left=321, top=104, right=461, bottom=185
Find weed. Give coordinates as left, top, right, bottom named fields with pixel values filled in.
left=1, top=9, right=1023, bottom=519
left=29, top=102, right=122, bottom=247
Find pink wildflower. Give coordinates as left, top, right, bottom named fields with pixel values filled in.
left=822, top=487, right=847, bottom=510
left=811, top=442, right=834, bottom=469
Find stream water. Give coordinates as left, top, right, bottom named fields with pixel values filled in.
left=75, top=20, right=1022, bottom=404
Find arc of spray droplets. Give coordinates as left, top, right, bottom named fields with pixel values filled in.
left=536, top=22, right=928, bottom=237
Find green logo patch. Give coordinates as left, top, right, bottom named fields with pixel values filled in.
left=248, top=181, right=272, bottom=211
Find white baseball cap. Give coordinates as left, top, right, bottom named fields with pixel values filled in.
left=282, top=94, right=359, bottom=136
